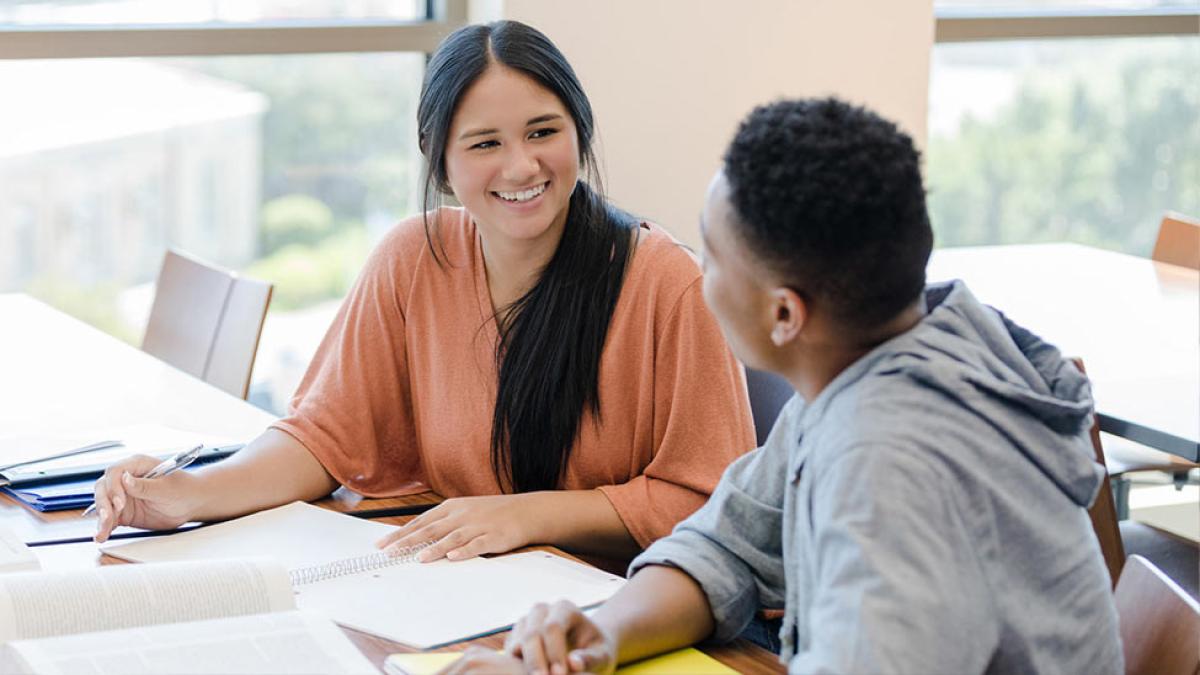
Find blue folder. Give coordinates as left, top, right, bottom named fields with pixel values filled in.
left=0, top=446, right=241, bottom=512
left=2, top=477, right=95, bottom=512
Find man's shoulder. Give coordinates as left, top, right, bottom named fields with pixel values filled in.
left=805, top=374, right=963, bottom=474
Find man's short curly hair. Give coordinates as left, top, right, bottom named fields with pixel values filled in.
left=723, top=97, right=933, bottom=331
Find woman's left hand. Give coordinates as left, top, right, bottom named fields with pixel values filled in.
left=376, top=493, right=547, bottom=562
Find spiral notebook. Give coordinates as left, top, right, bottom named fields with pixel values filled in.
left=103, top=502, right=626, bottom=648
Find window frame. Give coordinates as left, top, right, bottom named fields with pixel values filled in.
left=0, top=0, right=468, bottom=58
left=2, top=3, right=1191, bottom=63
left=935, top=5, right=1200, bottom=42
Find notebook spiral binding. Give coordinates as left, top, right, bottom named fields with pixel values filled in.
left=289, top=541, right=432, bottom=587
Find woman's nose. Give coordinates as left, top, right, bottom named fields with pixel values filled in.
left=501, top=145, right=539, bottom=183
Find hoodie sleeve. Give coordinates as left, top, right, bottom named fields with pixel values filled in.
left=628, top=397, right=800, bottom=642
left=790, top=443, right=1001, bottom=674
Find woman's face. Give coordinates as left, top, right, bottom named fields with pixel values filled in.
left=444, top=64, right=580, bottom=248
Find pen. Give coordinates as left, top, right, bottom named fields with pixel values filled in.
left=81, top=444, right=204, bottom=518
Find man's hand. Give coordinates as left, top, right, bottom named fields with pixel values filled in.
left=505, top=600, right=619, bottom=675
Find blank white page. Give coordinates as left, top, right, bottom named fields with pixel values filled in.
left=103, top=502, right=397, bottom=570
left=295, top=551, right=625, bottom=649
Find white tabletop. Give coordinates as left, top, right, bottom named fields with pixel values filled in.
left=928, top=243, right=1199, bottom=461
left=0, top=293, right=275, bottom=438
left=0, top=293, right=276, bottom=543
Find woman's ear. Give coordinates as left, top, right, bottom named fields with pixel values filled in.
left=769, top=287, right=807, bottom=347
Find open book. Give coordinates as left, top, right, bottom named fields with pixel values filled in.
left=0, top=559, right=377, bottom=674
left=103, top=502, right=626, bottom=648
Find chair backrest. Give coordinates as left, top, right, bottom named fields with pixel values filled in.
left=1115, top=554, right=1200, bottom=675
left=207, top=276, right=273, bottom=400
left=141, top=250, right=272, bottom=399
left=142, top=250, right=233, bottom=380
left=1072, top=358, right=1126, bottom=588
left=745, top=366, right=794, bottom=447
left=1152, top=212, right=1200, bottom=270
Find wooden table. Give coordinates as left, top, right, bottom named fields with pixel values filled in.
left=2, top=293, right=783, bottom=673
left=928, top=244, right=1199, bottom=462
left=26, top=494, right=781, bottom=673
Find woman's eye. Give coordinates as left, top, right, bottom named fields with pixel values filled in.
left=529, top=128, right=558, bottom=140
left=471, top=140, right=499, bottom=150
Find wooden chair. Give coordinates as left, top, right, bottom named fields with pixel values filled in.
left=1119, top=518, right=1199, bottom=604
left=1152, top=211, right=1200, bottom=270
left=1077, top=358, right=1127, bottom=588
left=142, top=250, right=273, bottom=400
left=1114, top=554, right=1200, bottom=675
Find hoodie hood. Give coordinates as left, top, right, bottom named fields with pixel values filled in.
left=805, top=280, right=1104, bottom=507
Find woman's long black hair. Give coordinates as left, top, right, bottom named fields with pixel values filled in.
left=416, top=21, right=636, bottom=493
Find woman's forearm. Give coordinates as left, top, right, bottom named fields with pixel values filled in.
left=526, top=489, right=641, bottom=559
left=190, top=427, right=339, bottom=521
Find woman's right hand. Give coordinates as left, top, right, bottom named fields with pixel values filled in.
left=91, top=455, right=201, bottom=543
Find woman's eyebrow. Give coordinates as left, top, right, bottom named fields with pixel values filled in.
left=458, top=114, right=561, bottom=140
left=459, top=127, right=498, bottom=140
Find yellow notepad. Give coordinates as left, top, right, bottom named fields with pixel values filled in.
left=384, top=647, right=736, bottom=675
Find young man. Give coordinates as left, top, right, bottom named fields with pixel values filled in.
left=456, top=98, right=1123, bottom=674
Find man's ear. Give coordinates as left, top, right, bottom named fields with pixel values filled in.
left=769, top=287, right=807, bottom=347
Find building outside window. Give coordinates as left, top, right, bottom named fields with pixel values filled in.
left=927, top=1, right=1199, bottom=253
left=0, top=0, right=446, bottom=412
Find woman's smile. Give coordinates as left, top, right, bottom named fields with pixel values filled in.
left=491, top=180, right=550, bottom=213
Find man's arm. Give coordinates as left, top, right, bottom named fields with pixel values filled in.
left=504, top=397, right=804, bottom=673
left=507, top=565, right=716, bottom=674
left=592, top=565, right=716, bottom=664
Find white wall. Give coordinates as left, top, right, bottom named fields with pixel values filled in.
left=472, top=0, right=934, bottom=247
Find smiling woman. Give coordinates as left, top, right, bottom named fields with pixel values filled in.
left=441, top=65, right=581, bottom=287
left=91, top=20, right=757, bottom=571
left=413, top=23, right=633, bottom=500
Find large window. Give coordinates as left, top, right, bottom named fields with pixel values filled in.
left=929, top=0, right=1200, bottom=538
left=928, top=1, right=1199, bottom=254
left=1, top=1, right=465, bottom=413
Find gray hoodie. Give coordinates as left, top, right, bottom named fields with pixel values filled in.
left=631, top=281, right=1122, bottom=674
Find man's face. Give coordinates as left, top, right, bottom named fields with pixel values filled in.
left=700, top=171, right=777, bottom=371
